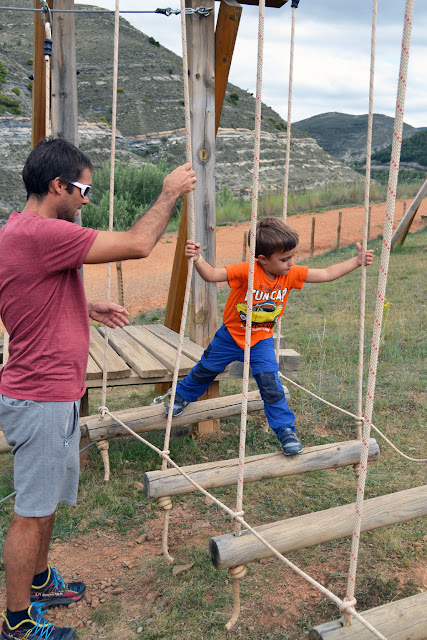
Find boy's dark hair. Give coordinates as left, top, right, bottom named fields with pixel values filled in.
left=254, top=217, right=299, bottom=257
left=22, top=137, right=93, bottom=200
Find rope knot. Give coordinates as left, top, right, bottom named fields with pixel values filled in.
left=229, top=565, right=247, bottom=581
left=157, top=496, right=173, bottom=511
left=231, top=510, right=244, bottom=520
left=98, top=405, right=108, bottom=417
left=161, top=449, right=170, bottom=457
left=339, top=597, right=357, bottom=613
left=96, top=440, right=109, bottom=451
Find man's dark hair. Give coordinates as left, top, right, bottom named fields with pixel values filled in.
left=22, top=138, right=93, bottom=200
left=254, top=216, right=299, bottom=257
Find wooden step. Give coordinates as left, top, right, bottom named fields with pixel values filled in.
left=209, top=485, right=427, bottom=570
left=80, top=390, right=264, bottom=443
left=89, top=326, right=131, bottom=379
left=144, top=438, right=380, bottom=498
left=309, top=591, right=427, bottom=640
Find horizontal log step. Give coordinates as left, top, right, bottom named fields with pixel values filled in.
left=209, top=485, right=427, bottom=570
left=144, top=438, right=380, bottom=498
left=80, top=391, right=265, bottom=443
left=309, top=591, right=427, bottom=640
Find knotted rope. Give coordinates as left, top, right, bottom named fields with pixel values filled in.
left=344, top=0, right=415, bottom=625
left=98, top=0, right=120, bottom=482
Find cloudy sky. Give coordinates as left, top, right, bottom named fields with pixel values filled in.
left=77, top=0, right=427, bottom=128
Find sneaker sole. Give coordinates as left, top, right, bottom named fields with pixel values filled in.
left=282, top=448, right=303, bottom=456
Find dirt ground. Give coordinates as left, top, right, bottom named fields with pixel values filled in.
left=82, top=199, right=426, bottom=317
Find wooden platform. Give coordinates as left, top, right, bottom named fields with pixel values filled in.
left=84, top=324, right=300, bottom=388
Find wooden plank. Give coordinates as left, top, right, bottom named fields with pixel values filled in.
left=86, top=354, right=102, bottom=380
left=209, top=485, right=427, bottom=570
left=81, top=390, right=263, bottom=442
left=99, top=327, right=168, bottom=379
left=144, top=438, right=380, bottom=498
left=143, top=324, right=204, bottom=363
left=123, top=325, right=195, bottom=374
left=309, top=592, right=427, bottom=640
left=215, top=0, right=242, bottom=134
left=89, top=326, right=131, bottom=379
left=391, top=176, right=427, bottom=248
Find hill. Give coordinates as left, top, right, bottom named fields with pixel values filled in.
left=0, top=2, right=364, bottom=214
left=371, top=128, right=427, bottom=169
left=294, top=112, right=420, bottom=162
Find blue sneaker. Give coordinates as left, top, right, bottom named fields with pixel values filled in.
left=277, top=428, right=303, bottom=456
left=30, top=566, right=85, bottom=608
left=1, top=604, right=76, bottom=639
left=165, top=393, right=191, bottom=417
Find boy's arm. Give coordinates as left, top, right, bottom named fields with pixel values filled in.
left=185, top=240, right=228, bottom=283
left=305, top=242, right=374, bottom=283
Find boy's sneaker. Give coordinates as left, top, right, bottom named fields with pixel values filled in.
left=1, top=604, right=76, bottom=639
left=30, top=567, right=86, bottom=608
left=165, top=393, right=191, bottom=417
left=277, top=428, right=303, bottom=456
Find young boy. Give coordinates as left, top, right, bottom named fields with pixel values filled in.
left=167, top=217, right=374, bottom=455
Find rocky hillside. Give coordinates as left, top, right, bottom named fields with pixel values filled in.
left=0, top=1, right=364, bottom=216
left=294, top=112, right=421, bottom=163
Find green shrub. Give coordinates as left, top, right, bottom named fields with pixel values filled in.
left=228, top=92, right=239, bottom=105
left=12, top=87, right=20, bottom=96
left=0, top=60, right=6, bottom=84
left=82, top=161, right=181, bottom=231
left=25, top=59, right=33, bottom=66
left=148, top=36, right=160, bottom=47
left=0, top=94, right=21, bottom=115
left=27, top=81, right=32, bottom=92
left=117, top=87, right=125, bottom=94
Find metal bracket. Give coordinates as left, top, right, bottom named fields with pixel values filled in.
left=40, top=0, right=52, bottom=25
left=156, top=6, right=213, bottom=17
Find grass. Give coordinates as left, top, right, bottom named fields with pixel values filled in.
left=0, top=229, right=426, bottom=639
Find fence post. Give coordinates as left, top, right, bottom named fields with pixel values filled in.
left=116, top=261, right=124, bottom=307
left=242, top=230, right=248, bottom=262
left=336, top=211, right=342, bottom=250
left=310, top=216, right=315, bottom=257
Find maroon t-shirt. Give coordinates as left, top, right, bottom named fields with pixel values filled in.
left=0, top=211, right=98, bottom=401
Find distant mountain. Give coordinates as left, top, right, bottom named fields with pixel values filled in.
left=0, top=1, right=364, bottom=214
left=294, top=112, right=420, bottom=163
left=371, top=129, right=427, bottom=169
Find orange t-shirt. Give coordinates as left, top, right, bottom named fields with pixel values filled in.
left=223, top=261, right=308, bottom=348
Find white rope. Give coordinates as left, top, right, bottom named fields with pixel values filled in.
left=98, top=406, right=387, bottom=640
left=275, top=0, right=298, bottom=361
left=98, top=0, right=120, bottom=483
left=234, top=0, right=266, bottom=538
left=345, top=0, right=415, bottom=622
left=44, top=21, right=51, bottom=137
left=158, top=0, right=197, bottom=563
left=357, top=0, right=378, bottom=441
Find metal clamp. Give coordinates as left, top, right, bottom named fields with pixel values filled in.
left=40, top=0, right=52, bottom=25
left=185, top=6, right=213, bottom=16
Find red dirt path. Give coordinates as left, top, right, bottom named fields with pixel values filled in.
left=83, top=199, right=426, bottom=317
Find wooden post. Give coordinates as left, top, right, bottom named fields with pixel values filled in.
left=32, top=0, right=53, bottom=147
left=336, top=210, right=342, bottom=250
left=209, top=485, right=427, bottom=570
left=310, top=216, right=315, bottom=257
left=392, top=177, right=427, bottom=249
left=367, top=205, right=371, bottom=241
left=402, top=199, right=406, bottom=218
left=309, top=592, right=427, bottom=640
left=242, top=230, right=248, bottom=261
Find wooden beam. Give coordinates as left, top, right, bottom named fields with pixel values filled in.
left=209, top=485, right=427, bottom=570
left=215, top=0, right=242, bottom=134
left=32, top=0, right=52, bottom=147
left=391, top=176, right=427, bottom=249
left=309, top=592, right=427, bottom=640
left=80, top=390, right=263, bottom=444
left=144, top=438, right=380, bottom=498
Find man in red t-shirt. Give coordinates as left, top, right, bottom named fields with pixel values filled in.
left=0, top=138, right=196, bottom=640
left=168, top=217, right=373, bottom=457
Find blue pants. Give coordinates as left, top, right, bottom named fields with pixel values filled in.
left=176, top=324, right=295, bottom=434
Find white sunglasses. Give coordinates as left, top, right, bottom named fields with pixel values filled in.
left=66, top=180, right=91, bottom=198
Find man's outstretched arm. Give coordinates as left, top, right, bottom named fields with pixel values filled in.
left=84, top=162, right=196, bottom=264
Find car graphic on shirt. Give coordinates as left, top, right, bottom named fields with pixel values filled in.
left=235, top=301, right=283, bottom=325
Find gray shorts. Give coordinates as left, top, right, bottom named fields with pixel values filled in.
left=0, top=395, right=81, bottom=517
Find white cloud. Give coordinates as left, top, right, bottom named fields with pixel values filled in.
left=77, top=0, right=427, bottom=127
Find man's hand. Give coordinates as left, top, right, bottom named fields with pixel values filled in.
left=88, top=301, right=130, bottom=328
left=162, top=162, right=197, bottom=199
left=356, top=242, right=374, bottom=266
left=185, top=240, right=201, bottom=261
